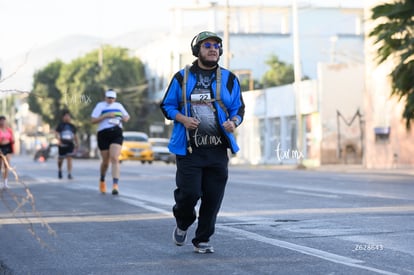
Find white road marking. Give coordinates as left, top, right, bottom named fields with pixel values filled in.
left=218, top=225, right=399, bottom=275
left=118, top=197, right=171, bottom=215
left=62, top=181, right=404, bottom=275
left=286, top=189, right=340, bottom=198
left=234, top=179, right=405, bottom=199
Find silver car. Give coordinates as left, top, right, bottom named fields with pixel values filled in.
left=149, top=138, right=176, bottom=164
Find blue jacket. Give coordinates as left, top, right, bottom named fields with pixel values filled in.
left=160, top=63, right=245, bottom=156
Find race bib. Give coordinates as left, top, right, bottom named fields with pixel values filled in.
left=61, top=130, right=74, bottom=140
left=191, top=92, right=211, bottom=103
left=108, top=118, right=121, bottom=125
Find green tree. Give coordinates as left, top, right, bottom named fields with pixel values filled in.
left=56, top=53, right=101, bottom=136
left=261, top=55, right=295, bottom=88
left=56, top=45, right=148, bottom=135
left=28, top=60, right=64, bottom=127
left=29, top=46, right=148, bottom=147
left=369, top=0, right=414, bottom=129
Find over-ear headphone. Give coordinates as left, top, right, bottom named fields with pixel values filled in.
left=191, top=31, right=223, bottom=57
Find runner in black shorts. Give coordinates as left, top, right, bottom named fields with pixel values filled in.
left=0, top=144, right=13, bottom=155
left=55, top=110, right=78, bottom=180
left=97, top=126, right=123, bottom=150
left=58, top=143, right=75, bottom=157
left=91, top=89, right=130, bottom=195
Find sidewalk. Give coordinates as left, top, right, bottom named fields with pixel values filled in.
left=311, top=164, right=414, bottom=176
left=231, top=161, right=414, bottom=176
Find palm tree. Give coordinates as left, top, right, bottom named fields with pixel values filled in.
left=369, top=0, right=414, bottom=129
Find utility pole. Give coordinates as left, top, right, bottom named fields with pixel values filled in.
left=292, top=0, right=304, bottom=167
left=224, top=0, right=230, bottom=68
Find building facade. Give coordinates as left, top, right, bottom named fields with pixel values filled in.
left=137, top=1, right=414, bottom=168
left=363, top=0, right=414, bottom=168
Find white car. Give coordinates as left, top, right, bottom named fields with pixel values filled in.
left=149, top=138, right=176, bottom=164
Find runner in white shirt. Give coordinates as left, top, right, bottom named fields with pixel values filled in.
left=91, top=89, right=130, bottom=195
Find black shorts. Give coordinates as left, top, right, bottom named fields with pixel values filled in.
left=59, top=142, right=75, bottom=158
left=97, top=126, right=123, bottom=150
left=0, top=143, right=13, bottom=155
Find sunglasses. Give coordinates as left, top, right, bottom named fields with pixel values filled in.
left=106, top=97, right=115, bottom=99
left=202, top=42, right=221, bottom=49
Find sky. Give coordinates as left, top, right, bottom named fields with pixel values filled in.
left=0, top=0, right=173, bottom=59
left=0, top=0, right=365, bottom=61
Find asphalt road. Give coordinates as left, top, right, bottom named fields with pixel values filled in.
left=0, top=155, right=413, bottom=275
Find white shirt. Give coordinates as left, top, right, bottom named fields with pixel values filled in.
left=91, top=101, right=129, bottom=132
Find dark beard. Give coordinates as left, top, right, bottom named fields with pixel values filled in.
left=199, top=56, right=219, bottom=68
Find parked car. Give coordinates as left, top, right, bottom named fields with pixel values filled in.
left=119, top=131, right=154, bottom=164
left=149, top=137, right=176, bottom=164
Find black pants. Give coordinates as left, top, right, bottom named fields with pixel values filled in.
left=173, top=146, right=229, bottom=246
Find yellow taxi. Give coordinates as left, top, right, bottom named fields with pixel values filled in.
left=119, top=131, right=154, bottom=164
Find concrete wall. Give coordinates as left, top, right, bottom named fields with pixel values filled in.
left=363, top=0, right=414, bottom=168
left=234, top=81, right=319, bottom=165
left=234, top=64, right=365, bottom=167
left=234, top=87, right=297, bottom=165
left=318, top=62, right=365, bottom=164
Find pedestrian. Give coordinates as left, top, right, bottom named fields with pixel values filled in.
left=55, top=110, right=78, bottom=179
left=91, top=89, right=130, bottom=195
left=160, top=31, right=245, bottom=253
left=0, top=115, right=15, bottom=189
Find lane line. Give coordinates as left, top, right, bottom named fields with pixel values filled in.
left=286, top=189, right=340, bottom=198
left=218, top=225, right=399, bottom=275
left=233, top=179, right=406, bottom=200
left=118, top=197, right=171, bottom=215
left=3, top=204, right=412, bottom=225
left=0, top=213, right=172, bottom=225
left=116, top=195, right=401, bottom=275
left=3, top=188, right=404, bottom=275
left=219, top=205, right=414, bottom=217
left=117, top=195, right=404, bottom=275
